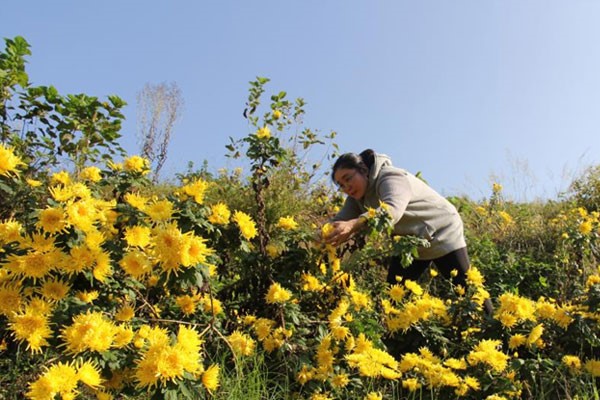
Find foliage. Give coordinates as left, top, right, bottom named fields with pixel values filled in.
left=3, top=36, right=600, bottom=400
left=0, top=36, right=126, bottom=191
left=568, top=164, right=600, bottom=212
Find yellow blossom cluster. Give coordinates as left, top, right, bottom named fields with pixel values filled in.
left=232, top=210, right=258, bottom=240
left=0, top=143, right=24, bottom=177
left=227, top=330, right=256, bottom=357
left=277, top=215, right=299, bottom=230
left=256, top=126, right=271, bottom=139
left=244, top=316, right=292, bottom=353
left=208, top=202, right=231, bottom=225
left=134, top=325, right=209, bottom=389
left=27, top=360, right=103, bottom=400
left=123, top=155, right=150, bottom=174
left=383, top=280, right=449, bottom=333
left=345, top=334, right=402, bottom=379
left=265, top=282, right=293, bottom=304
left=180, top=178, right=209, bottom=204
left=467, top=339, right=510, bottom=373
left=4, top=130, right=600, bottom=400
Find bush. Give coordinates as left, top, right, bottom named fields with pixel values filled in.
left=4, top=36, right=600, bottom=400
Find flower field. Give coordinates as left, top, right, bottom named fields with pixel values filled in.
left=2, top=36, right=600, bottom=400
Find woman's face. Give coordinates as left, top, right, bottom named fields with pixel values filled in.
left=334, top=167, right=368, bottom=200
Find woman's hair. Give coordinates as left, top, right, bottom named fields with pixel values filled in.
left=331, top=149, right=375, bottom=183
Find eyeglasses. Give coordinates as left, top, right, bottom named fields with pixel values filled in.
left=336, top=171, right=357, bottom=192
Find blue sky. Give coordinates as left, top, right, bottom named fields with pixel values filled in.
left=4, top=1, right=600, bottom=201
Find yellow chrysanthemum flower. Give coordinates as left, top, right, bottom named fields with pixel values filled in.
left=253, top=318, right=275, bottom=341
left=66, top=199, right=97, bottom=232
left=402, top=377, right=421, bottom=391
left=119, top=250, right=153, bottom=279
left=39, top=278, right=71, bottom=302
left=345, top=345, right=401, bottom=379
left=115, top=304, right=135, bottom=322
left=75, top=290, right=100, bottom=304
left=330, top=373, right=349, bottom=388
left=200, top=295, right=223, bottom=315
left=208, top=202, right=231, bottom=225
left=0, top=219, right=23, bottom=243
left=466, top=266, right=485, bottom=286
left=35, top=361, right=79, bottom=399
left=494, top=292, right=537, bottom=327
left=508, top=334, right=527, bottom=350
left=527, top=323, right=544, bottom=346
left=145, top=199, right=174, bottom=222
left=176, top=295, right=197, bottom=315
left=562, top=355, right=581, bottom=370
left=311, top=394, right=333, bottom=400
left=256, top=126, right=271, bottom=139
left=296, top=365, right=313, bottom=385
left=37, top=207, right=68, bottom=234
left=579, top=220, right=593, bottom=235
left=181, top=178, right=209, bottom=204
left=265, top=282, right=293, bottom=304
left=321, top=223, right=334, bottom=239
left=202, top=364, right=220, bottom=392
left=301, top=273, right=325, bottom=291
left=0, top=284, right=22, bottom=316
left=51, top=170, right=71, bottom=186
left=26, top=374, right=56, bottom=400
left=388, top=284, right=406, bottom=302
left=277, top=216, right=298, bottom=230
left=0, top=144, right=24, bottom=177
left=124, top=225, right=152, bottom=248
left=79, top=166, right=103, bottom=182
left=233, top=210, right=257, bottom=240
left=228, top=330, right=256, bottom=357
left=4, top=248, right=58, bottom=281
left=404, top=279, right=423, bottom=296
left=61, top=311, right=116, bottom=354
left=92, top=250, right=113, bottom=282
left=124, top=192, right=149, bottom=211
left=585, top=359, right=600, bottom=377
left=364, top=392, right=383, bottom=400
left=77, top=360, right=103, bottom=387
left=123, top=155, right=150, bottom=174
left=182, top=233, right=214, bottom=266
left=152, top=223, right=187, bottom=275
left=26, top=178, right=42, bottom=187
left=8, top=305, right=52, bottom=353
left=349, top=288, right=371, bottom=311
left=135, top=339, right=191, bottom=388
left=112, top=325, right=134, bottom=348
left=467, top=339, right=509, bottom=373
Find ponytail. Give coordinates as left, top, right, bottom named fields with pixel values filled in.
left=331, top=149, right=376, bottom=182
left=358, top=149, right=375, bottom=170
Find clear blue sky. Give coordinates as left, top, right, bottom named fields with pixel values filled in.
left=4, top=1, right=600, bottom=201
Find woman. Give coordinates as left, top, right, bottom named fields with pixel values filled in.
left=323, top=149, right=493, bottom=315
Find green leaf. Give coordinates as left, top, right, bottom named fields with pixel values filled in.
left=195, top=271, right=204, bottom=288
left=257, top=76, right=270, bottom=84
left=178, top=381, right=193, bottom=399
left=0, top=181, right=14, bottom=194
left=164, top=389, right=179, bottom=400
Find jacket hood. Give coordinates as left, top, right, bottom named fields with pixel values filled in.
left=367, top=153, right=393, bottom=192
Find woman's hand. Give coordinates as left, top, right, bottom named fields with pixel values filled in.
left=323, top=218, right=365, bottom=246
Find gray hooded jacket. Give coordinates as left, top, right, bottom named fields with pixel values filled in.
left=332, top=153, right=466, bottom=260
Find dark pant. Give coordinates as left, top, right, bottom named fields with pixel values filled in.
left=386, top=247, right=493, bottom=315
